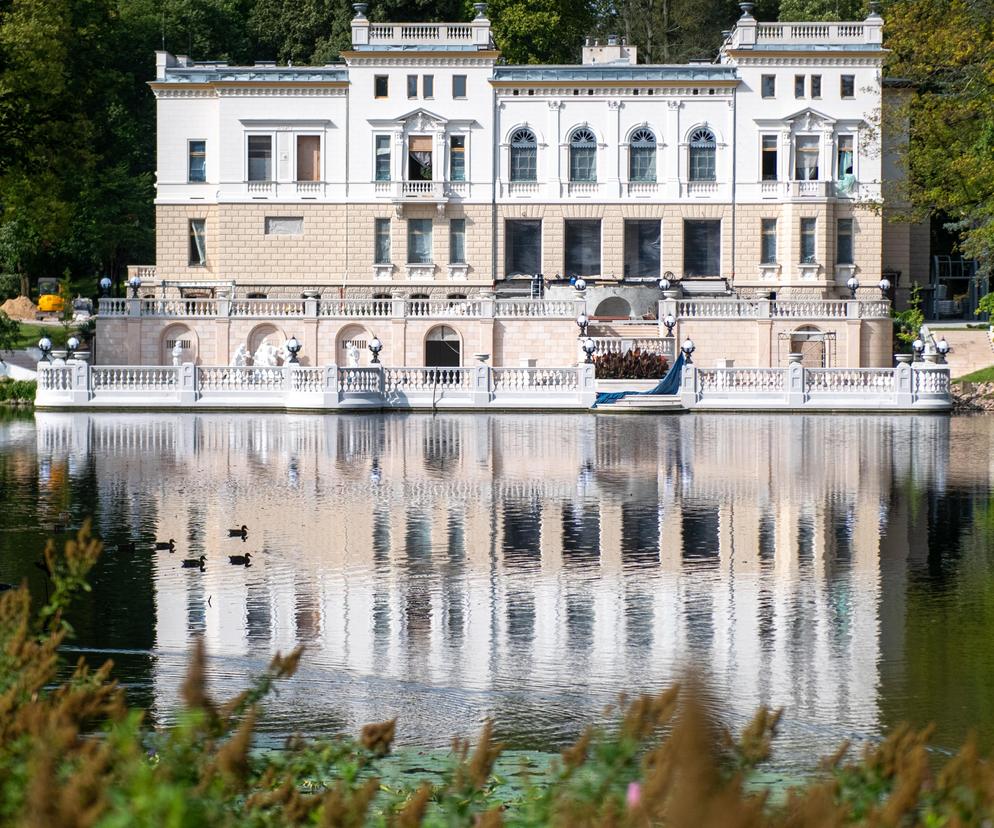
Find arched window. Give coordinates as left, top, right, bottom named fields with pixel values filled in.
left=510, top=128, right=537, bottom=182
left=629, top=128, right=656, bottom=182
left=569, top=128, right=597, bottom=182
left=688, top=127, right=716, bottom=182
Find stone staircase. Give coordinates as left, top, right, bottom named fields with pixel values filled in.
left=598, top=394, right=685, bottom=413
left=933, top=328, right=994, bottom=378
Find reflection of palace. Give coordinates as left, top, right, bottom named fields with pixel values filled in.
left=35, top=413, right=953, bottom=750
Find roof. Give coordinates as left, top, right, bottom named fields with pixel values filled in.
left=492, top=65, right=738, bottom=82
left=160, top=66, right=349, bottom=84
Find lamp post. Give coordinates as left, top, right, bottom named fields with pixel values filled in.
left=878, top=277, right=891, bottom=298
left=663, top=313, right=676, bottom=336
left=575, top=312, right=589, bottom=337
left=66, top=336, right=80, bottom=360
left=38, top=337, right=52, bottom=363
left=681, top=337, right=696, bottom=364
left=935, top=338, right=950, bottom=364
left=574, top=277, right=587, bottom=293
left=368, top=335, right=383, bottom=364
left=581, top=337, right=596, bottom=364
left=846, top=275, right=860, bottom=299
left=99, top=276, right=112, bottom=297
left=658, top=275, right=671, bottom=292
left=128, top=274, right=142, bottom=298
left=285, top=335, right=301, bottom=364
left=912, top=338, right=925, bottom=362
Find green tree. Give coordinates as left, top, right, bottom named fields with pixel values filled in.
left=249, top=0, right=353, bottom=63
left=484, top=0, right=596, bottom=63
left=778, top=0, right=864, bottom=21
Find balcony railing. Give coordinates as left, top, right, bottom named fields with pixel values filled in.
left=674, top=299, right=890, bottom=320
left=367, top=23, right=474, bottom=43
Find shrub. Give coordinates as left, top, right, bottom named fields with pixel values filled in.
left=0, top=378, right=36, bottom=402
left=4, top=528, right=994, bottom=825
left=0, top=273, right=19, bottom=303
left=594, top=348, right=669, bottom=380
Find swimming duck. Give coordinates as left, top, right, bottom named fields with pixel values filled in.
left=228, top=552, right=251, bottom=566
left=227, top=525, right=248, bottom=539
left=181, top=555, right=206, bottom=570
left=155, top=539, right=176, bottom=552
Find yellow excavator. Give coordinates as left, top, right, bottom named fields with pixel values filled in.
left=35, top=278, right=64, bottom=319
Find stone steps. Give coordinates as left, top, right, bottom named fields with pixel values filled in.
left=936, top=329, right=994, bottom=378
left=599, top=394, right=685, bottom=412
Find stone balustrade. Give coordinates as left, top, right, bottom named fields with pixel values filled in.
left=590, top=336, right=675, bottom=359
left=680, top=361, right=951, bottom=411
left=35, top=362, right=598, bottom=411
left=672, top=298, right=890, bottom=320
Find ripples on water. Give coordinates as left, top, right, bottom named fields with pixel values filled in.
left=2, top=411, right=994, bottom=770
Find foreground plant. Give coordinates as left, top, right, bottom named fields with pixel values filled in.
left=2, top=528, right=994, bottom=826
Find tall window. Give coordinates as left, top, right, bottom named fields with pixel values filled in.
left=761, top=75, right=776, bottom=98
left=407, top=75, right=417, bottom=98
left=683, top=220, right=720, bottom=276
left=837, top=135, right=854, bottom=178
left=761, top=218, right=777, bottom=264
left=374, top=75, right=389, bottom=97
left=841, top=74, right=855, bottom=98
left=450, top=218, right=466, bottom=263
left=374, top=218, right=390, bottom=264
left=569, top=128, right=597, bottom=182
left=374, top=135, right=391, bottom=181
left=628, top=128, right=656, bottom=182
left=623, top=220, right=660, bottom=278
left=189, top=219, right=206, bottom=266
left=247, top=135, right=272, bottom=181
left=688, top=128, right=716, bottom=181
left=801, top=218, right=817, bottom=263
left=794, top=75, right=805, bottom=97
left=761, top=135, right=778, bottom=181
left=407, top=219, right=433, bottom=263
left=794, top=136, right=820, bottom=180
left=565, top=219, right=601, bottom=276
left=188, top=140, right=206, bottom=183
left=509, top=129, right=537, bottom=182
left=449, top=136, right=466, bottom=181
left=837, top=219, right=854, bottom=265
left=505, top=219, right=541, bottom=276
left=810, top=75, right=822, bottom=98
left=452, top=75, right=467, bottom=98
left=423, top=75, right=434, bottom=98
left=296, top=135, right=320, bottom=181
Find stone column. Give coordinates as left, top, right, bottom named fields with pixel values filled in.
left=178, top=362, right=197, bottom=405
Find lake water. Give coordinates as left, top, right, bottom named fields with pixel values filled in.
left=2, top=410, right=993, bottom=769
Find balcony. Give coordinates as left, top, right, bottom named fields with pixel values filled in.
left=387, top=180, right=447, bottom=207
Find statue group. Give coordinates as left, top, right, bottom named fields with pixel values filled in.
left=230, top=339, right=287, bottom=367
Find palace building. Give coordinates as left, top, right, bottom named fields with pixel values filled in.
left=97, top=2, right=916, bottom=370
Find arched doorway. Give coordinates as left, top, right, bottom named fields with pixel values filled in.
left=425, top=325, right=461, bottom=367
left=789, top=325, right=828, bottom=367
left=160, top=324, right=199, bottom=365
left=336, top=324, right=373, bottom=366
left=593, top=296, right=632, bottom=319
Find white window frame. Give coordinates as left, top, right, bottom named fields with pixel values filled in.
left=452, top=74, right=467, bottom=98
left=292, top=132, right=324, bottom=183
left=448, top=132, right=468, bottom=183
left=373, top=132, right=393, bottom=182
left=760, top=133, right=779, bottom=182
left=188, top=139, right=207, bottom=183
left=245, top=132, right=275, bottom=182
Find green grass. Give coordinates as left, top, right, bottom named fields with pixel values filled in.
left=954, top=365, right=994, bottom=383
left=7, top=322, right=66, bottom=350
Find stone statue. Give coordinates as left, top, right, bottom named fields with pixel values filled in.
left=171, top=341, right=183, bottom=366
left=253, top=340, right=279, bottom=367
left=347, top=343, right=360, bottom=367
left=232, top=343, right=250, bottom=367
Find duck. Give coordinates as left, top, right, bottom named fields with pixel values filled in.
left=155, top=539, right=176, bottom=552
left=115, top=541, right=137, bottom=554
left=228, top=552, right=251, bottom=566
left=227, top=525, right=248, bottom=539
left=181, top=555, right=206, bottom=570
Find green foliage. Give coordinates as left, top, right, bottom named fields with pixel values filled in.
left=485, top=0, right=595, bottom=64
left=778, top=0, right=863, bottom=21
left=0, top=275, right=20, bottom=303
left=0, top=313, right=18, bottom=354
left=0, top=378, right=36, bottom=401
left=892, top=282, right=924, bottom=349
left=976, top=292, right=994, bottom=319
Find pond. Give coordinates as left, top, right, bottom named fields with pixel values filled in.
left=2, top=410, right=994, bottom=771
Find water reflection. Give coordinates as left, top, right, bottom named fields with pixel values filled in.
left=7, top=411, right=994, bottom=763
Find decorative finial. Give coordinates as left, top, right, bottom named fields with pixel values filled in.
left=867, top=0, right=882, bottom=17
left=738, top=2, right=755, bottom=18
left=352, top=3, right=368, bottom=19
left=473, top=2, right=487, bottom=19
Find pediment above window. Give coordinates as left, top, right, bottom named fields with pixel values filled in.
left=755, top=107, right=837, bottom=132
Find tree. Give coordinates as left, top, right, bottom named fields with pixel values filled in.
left=778, top=0, right=864, bottom=21
left=0, top=311, right=18, bottom=356
left=249, top=0, right=353, bottom=64
left=484, top=0, right=596, bottom=64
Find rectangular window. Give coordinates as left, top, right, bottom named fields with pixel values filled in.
left=795, top=135, right=820, bottom=180
left=623, top=220, right=661, bottom=279
left=450, top=218, right=466, bottom=263
left=761, top=75, right=775, bottom=98
left=423, top=75, right=434, bottom=98
left=837, top=218, right=853, bottom=265
left=794, top=74, right=805, bottom=98
left=810, top=74, right=822, bottom=98
left=264, top=217, right=303, bottom=235
left=505, top=219, right=541, bottom=276
left=449, top=135, right=465, bottom=181
left=374, top=218, right=390, bottom=264
left=189, top=219, right=206, bottom=266
left=761, top=218, right=777, bottom=264
left=564, top=219, right=601, bottom=277
left=407, top=75, right=418, bottom=98
left=247, top=135, right=272, bottom=181
left=407, top=218, right=433, bottom=263
left=837, top=134, right=854, bottom=179
left=188, top=140, right=206, bottom=183
left=374, top=75, right=388, bottom=97
left=683, top=219, right=720, bottom=276
left=296, top=135, right=320, bottom=181
left=374, top=135, right=391, bottom=181
left=761, top=135, right=778, bottom=181
left=452, top=74, right=467, bottom=98
left=801, top=218, right=817, bottom=263
left=841, top=74, right=855, bottom=98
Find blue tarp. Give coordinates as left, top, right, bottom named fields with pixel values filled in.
left=592, top=352, right=685, bottom=408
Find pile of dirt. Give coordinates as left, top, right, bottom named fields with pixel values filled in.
left=0, top=296, right=38, bottom=321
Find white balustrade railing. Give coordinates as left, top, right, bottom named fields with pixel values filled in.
left=98, top=298, right=127, bottom=316
left=698, top=368, right=786, bottom=393
left=771, top=300, right=849, bottom=319
left=804, top=368, right=894, bottom=394
left=91, top=366, right=179, bottom=391
left=677, top=300, right=761, bottom=319
left=319, top=299, right=389, bottom=318
left=141, top=298, right=217, bottom=317
left=590, top=337, right=675, bottom=358
left=291, top=367, right=324, bottom=393
left=755, top=22, right=866, bottom=42
left=37, top=366, right=73, bottom=391
left=674, top=299, right=890, bottom=320
left=495, top=299, right=576, bottom=318
left=230, top=299, right=305, bottom=317
left=340, top=367, right=383, bottom=394
left=492, top=367, right=579, bottom=392
left=198, top=366, right=286, bottom=392
left=406, top=299, right=483, bottom=318
left=383, top=367, right=473, bottom=392
left=914, top=366, right=951, bottom=396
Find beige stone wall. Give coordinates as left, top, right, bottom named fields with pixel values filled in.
left=156, top=205, right=220, bottom=279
